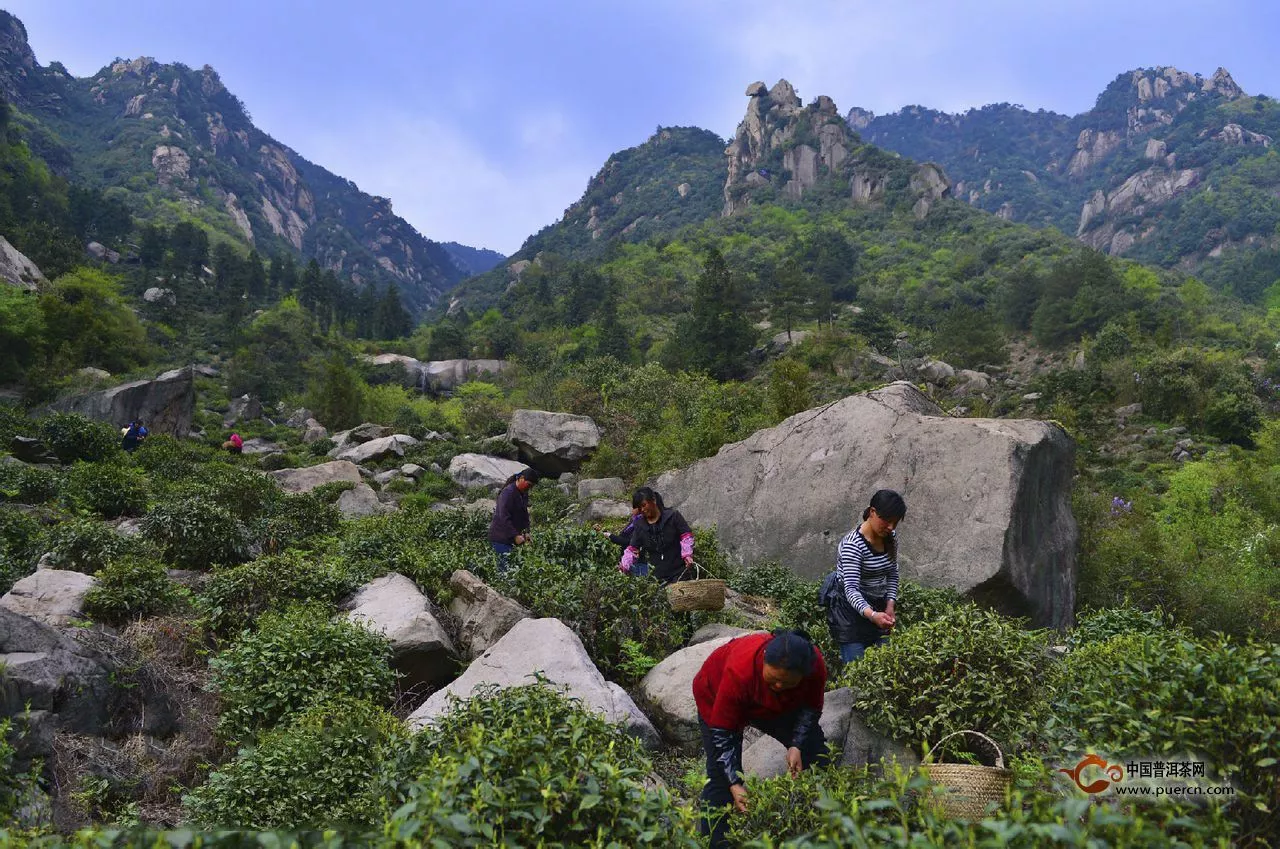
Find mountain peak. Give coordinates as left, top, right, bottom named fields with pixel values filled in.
left=0, top=10, right=37, bottom=105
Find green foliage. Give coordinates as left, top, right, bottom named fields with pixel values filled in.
left=64, top=460, right=148, bottom=518
left=844, top=605, right=1052, bottom=751
left=0, top=460, right=60, bottom=504
left=200, top=552, right=375, bottom=637
left=0, top=287, right=45, bottom=383
left=36, top=412, right=120, bottom=463
left=257, top=491, right=341, bottom=554
left=227, top=298, right=325, bottom=405
left=1066, top=605, right=1170, bottom=649
left=132, top=434, right=218, bottom=484
left=44, top=518, right=135, bottom=574
left=768, top=358, right=813, bottom=419
left=141, top=495, right=251, bottom=570
left=82, top=556, right=184, bottom=625
left=305, top=354, right=365, bottom=431
left=185, top=697, right=405, bottom=830
left=38, top=268, right=149, bottom=374
left=676, top=248, right=757, bottom=380
left=385, top=683, right=699, bottom=847
left=0, top=506, right=43, bottom=593
left=1049, top=632, right=1279, bottom=841
left=499, top=525, right=694, bottom=683
left=209, top=602, right=395, bottom=745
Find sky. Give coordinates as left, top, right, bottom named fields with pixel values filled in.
left=6, top=0, right=1280, bottom=255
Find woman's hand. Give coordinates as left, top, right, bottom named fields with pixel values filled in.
left=868, top=610, right=893, bottom=629
left=786, top=746, right=804, bottom=777
left=729, top=783, right=748, bottom=813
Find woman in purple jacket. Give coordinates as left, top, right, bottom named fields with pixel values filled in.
left=488, top=468, right=539, bottom=574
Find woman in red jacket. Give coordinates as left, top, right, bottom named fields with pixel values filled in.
left=692, top=629, right=829, bottom=847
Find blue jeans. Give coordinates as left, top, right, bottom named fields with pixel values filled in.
left=631, top=561, right=650, bottom=577
left=492, top=542, right=514, bottom=575
left=840, top=634, right=889, bottom=663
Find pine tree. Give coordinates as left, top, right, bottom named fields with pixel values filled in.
left=684, top=248, right=754, bottom=380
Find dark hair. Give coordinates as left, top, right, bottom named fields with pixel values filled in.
left=861, top=489, right=905, bottom=561
left=631, top=486, right=664, bottom=510
left=763, top=629, right=815, bottom=676
left=504, top=468, right=541, bottom=487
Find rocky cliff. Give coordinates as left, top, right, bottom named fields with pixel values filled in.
left=0, top=11, right=468, bottom=314
left=722, top=79, right=951, bottom=220
left=848, top=66, right=1280, bottom=299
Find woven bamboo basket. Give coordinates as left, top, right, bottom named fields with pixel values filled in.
left=666, top=562, right=727, bottom=612
left=921, top=730, right=1012, bottom=820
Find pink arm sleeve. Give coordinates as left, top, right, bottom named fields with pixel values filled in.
left=619, top=546, right=637, bottom=573
left=680, top=532, right=694, bottom=560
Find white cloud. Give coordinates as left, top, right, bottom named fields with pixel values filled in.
left=300, top=114, right=592, bottom=255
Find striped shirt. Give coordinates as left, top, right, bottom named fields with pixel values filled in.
left=835, top=528, right=899, bottom=615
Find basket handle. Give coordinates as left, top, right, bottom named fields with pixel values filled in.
left=923, top=730, right=1005, bottom=769
left=683, top=560, right=719, bottom=580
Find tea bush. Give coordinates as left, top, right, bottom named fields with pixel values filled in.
left=82, top=557, right=185, bottom=625
left=132, top=434, right=218, bottom=485
left=201, top=552, right=377, bottom=637
left=728, top=560, right=835, bottom=664
left=1048, top=631, right=1279, bottom=841
left=179, top=463, right=283, bottom=518
left=210, top=603, right=396, bottom=745
left=44, top=518, right=135, bottom=574
left=1066, top=605, right=1172, bottom=649
left=0, top=461, right=60, bottom=504
left=141, top=495, right=251, bottom=570
left=255, top=492, right=341, bottom=554
left=36, top=412, right=119, bottom=463
left=0, top=506, right=43, bottom=593
left=384, top=683, right=699, bottom=847
left=64, top=460, right=148, bottom=518
left=844, top=605, right=1052, bottom=752
left=185, top=696, right=405, bottom=830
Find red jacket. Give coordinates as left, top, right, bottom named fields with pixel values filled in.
left=693, top=632, right=826, bottom=731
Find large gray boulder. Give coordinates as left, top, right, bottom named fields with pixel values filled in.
left=223, top=394, right=262, bottom=425
left=743, top=687, right=856, bottom=778
left=0, top=234, right=44, bottom=290
left=45, top=366, right=195, bottom=437
left=0, top=607, right=113, bottom=734
left=447, top=453, right=527, bottom=490
left=342, top=574, right=457, bottom=689
left=0, top=570, right=97, bottom=628
left=269, top=460, right=362, bottom=493
left=507, top=409, right=601, bottom=475
left=654, top=382, right=1077, bottom=628
left=447, top=569, right=531, bottom=658
left=639, top=635, right=740, bottom=746
left=407, top=617, right=659, bottom=748
left=335, top=434, right=419, bottom=465
left=577, top=477, right=627, bottom=500
left=336, top=483, right=391, bottom=517
left=841, top=713, right=921, bottom=769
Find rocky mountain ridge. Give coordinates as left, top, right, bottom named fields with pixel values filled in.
left=0, top=11, right=471, bottom=314
left=848, top=66, right=1280, bottom=299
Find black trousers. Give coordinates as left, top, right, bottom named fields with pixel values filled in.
left=698, top=713, right=830, bottom=849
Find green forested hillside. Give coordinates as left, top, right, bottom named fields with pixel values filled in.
left=0, top=10, right=466, bottom=314
left=854, top=67, right=1280, bottom=304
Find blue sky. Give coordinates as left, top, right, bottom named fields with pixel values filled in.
left=7, top=1, right=1280, bottom=254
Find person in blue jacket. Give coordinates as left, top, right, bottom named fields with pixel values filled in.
left=488, top=468, right=539, bottom=574
left=121, top=419, right=148, bottom=453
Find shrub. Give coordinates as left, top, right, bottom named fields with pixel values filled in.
left=0, top=461, right=61, bottom=504
left=728, top=560, right=835, bottom=664
left=36, top=412, right=120, bottom=463
left=385, top=683, right=698, bottom=847
left=82, top=557, right=185, bottom=625
left=0, top=506, right=43, bottom=593
left=844, top=605, right=1052, bottom=752
left=1066, top=605, right=1171, bottom=649
left=64, top=460, right=149, bottom=518
left=1048, top=632, right=1279, bottom=841
left=142, top=495, right=251, bottom=570
left=185, top=696, right=405, bottom=830
left=44, top=518, right=136, bottom=574
left=892, top=581, right=966, bottom=630
left=209, top=603, right=395, bottom=745
left=255, top=492, right=341, bottom=553
left=180, top=463, right=282, bottom=518
left=132, top=435, right=217, bottom=484
left=201, top=552, right=376, bottom=637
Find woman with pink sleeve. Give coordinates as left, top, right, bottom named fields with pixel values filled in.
left=617, top=487, right=695, bottom=584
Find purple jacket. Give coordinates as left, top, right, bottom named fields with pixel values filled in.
left=489, top=482, right=530, bottom=544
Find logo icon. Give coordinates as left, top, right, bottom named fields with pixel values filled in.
left=1058, top=754, right=1124, bottom=794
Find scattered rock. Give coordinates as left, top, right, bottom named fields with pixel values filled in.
left=743, top=687, right=855, bottom=778
left=0, top=570, right=97, bottom=628
left=224, top=394, right=261, bottom=425
left=0, top=607, right=114, bottom=735
left=335, top=434, right=419, bottom=465
left=268, top=460, right=362, bottom=494
left=374, top=469, right=403, bottom=486
left=301, top=420, right=328, bottom=443
left=447, top=453, right=528, bottom=491
left=9, top=437, right=55, bottom=464
left=507, top=409, right=601, bottom=475
left=342, top=574, right=458, bottom=689
left=239, top=437, right=281, bottom=456
left=336, top=483, right=388, bottom=517
left=687, top=624, right=757, bottom=647
left=142, top=287, right=175, bottom=305
left=0, top=235, right=45, bottom=290
left=577, top=477, right=627, bottom=500
left=639, top=635, right=740, bottom=746
left=400, top=463, right=426, bottom=480
left=918, top=360, right=956, bottom=382
left=284, top=408, right=314, bottom=428
left=447, top=570, right=532, bottom=658
left=841, top=713, right=920, bottom=769
left=407, top=618, right=659, bottom=748
left=580, top=500, right=632, bottom=522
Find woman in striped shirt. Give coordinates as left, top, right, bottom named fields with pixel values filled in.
left=830, top=489, right=906, bottom=663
